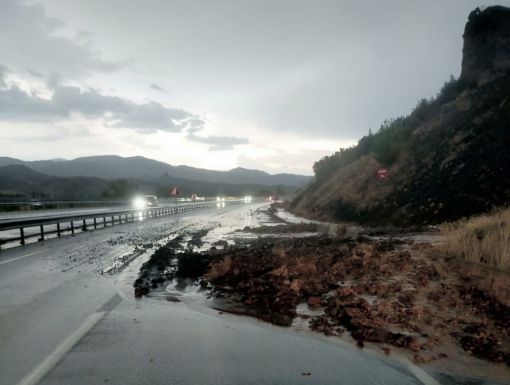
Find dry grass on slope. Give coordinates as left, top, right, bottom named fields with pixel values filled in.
left=438, top=207, right=510, bottom=271
left=292, top=154, right=414, bottom=221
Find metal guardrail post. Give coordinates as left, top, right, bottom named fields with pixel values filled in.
left=57, top=223, right=61, bottom=237
left=40, top=225, right=44, bottom=241
left=71, top=221, right=75, bottom=236
left=20, top=227, right=25, bottom=245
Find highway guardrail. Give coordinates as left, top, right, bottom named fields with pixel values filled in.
left=0, top=200, right=244, bottom=250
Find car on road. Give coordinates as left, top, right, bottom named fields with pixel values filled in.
left=132, top=195, right=158, bottom=209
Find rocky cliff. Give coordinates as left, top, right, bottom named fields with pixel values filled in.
left=461, top=6, right=510, bottom=85
left=291, top=6, right=510, bottom=226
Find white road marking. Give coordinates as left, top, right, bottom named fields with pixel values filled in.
left=16, top=311, right=106, bottom=385
left=0, top=250, right=42, bottom=265
left=403, top=359, right=440, bottom=385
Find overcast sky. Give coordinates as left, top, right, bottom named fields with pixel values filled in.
left=1, top=0, right=509, bottom=175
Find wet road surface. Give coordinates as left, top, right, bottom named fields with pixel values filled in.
left=0, top=203, right=491, bottom=385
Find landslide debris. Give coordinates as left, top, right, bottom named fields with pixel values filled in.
left=204, top=235, right=510, bottom=366
left=133, top=229, right=222, bottom=297
left=132, top=208, right=510, bottom=369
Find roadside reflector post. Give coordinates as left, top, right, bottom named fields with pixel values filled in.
left=40, top=225, right=45, bottom=241
left=71, top=221, right=75, bottom=236
left=103, top=217, right=106, bottom=227
left=57, top=222, right=61, bottom=237
left=20, top=227, right=25, bottom=245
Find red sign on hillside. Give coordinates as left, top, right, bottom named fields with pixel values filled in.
left=377, top=168, right=388, bottom=180
left=171, top=187, right=180, bottom=196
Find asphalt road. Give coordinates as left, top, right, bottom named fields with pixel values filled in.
left=0, top=203, right=483, bottom=385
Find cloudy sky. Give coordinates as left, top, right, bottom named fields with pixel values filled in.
left=1, top=0, right=509, bottom=175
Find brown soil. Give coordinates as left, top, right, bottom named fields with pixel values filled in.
left=204, top=235, right=510, bottom=369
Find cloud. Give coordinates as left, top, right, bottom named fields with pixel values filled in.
left=187, top=118, right=207, bottom=133
left=0, top=68, right=203, bottom=133
left=150, top=83, right=166, bottom=92
left=0, top=65, right=7, bottom=87
left=26, top=69, right=44, bottom=78
left=187, top=131, right=249, bottom=151
left=0, top=0, right=120, bottom=79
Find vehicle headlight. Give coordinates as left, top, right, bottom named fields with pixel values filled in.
left=132, top=196, right=146, bottom=210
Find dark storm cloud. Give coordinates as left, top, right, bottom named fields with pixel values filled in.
left=187, top=132, right=249, bottom=151
left=0, top=0, right=120, bottom=79
left=0, top=69, right=203, bottom=133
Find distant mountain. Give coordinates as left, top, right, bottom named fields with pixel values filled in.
left=0, top=157, right=25, bottom=167
left=0, top=165, right=295, bottom=199
left=291, top=6, right=510, bottom=225
left=0, top=155, right=310, bottom=187
left=0, top=165, right=108, bottom=199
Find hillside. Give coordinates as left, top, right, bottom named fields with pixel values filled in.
left=291, top=6, right=510, bottom=226
left=0, top=155, right=310, bottom=187
left=0, top=165, right=291, bottom=199
left=0, top=165, right=108, bottom=199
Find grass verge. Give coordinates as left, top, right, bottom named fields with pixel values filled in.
left=438, top=207, right=510, bottom=271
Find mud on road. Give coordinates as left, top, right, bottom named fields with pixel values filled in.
left=133, top=205, right=510, bottom=382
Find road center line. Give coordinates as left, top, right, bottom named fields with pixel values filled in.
left=15, top=311, right=106, bottom=385
left=0, top=250, right=42, bottom=265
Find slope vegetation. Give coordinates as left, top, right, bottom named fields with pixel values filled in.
left=291, top=6, right=510, bottom=225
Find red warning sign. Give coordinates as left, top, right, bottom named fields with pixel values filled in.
left=377, top=169, right=388, bottom=180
